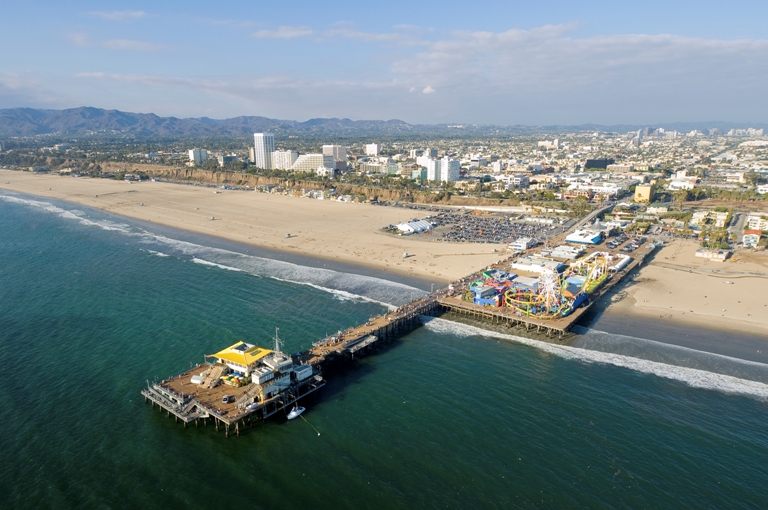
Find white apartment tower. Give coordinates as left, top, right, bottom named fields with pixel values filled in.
left=188, top=148, right=208, bottom=166
left=322, top=145, right=348, bottom=171
left=365, top=143, right=380, bottom=156
left=291, top=154, right=336, bottom=173
left=271, top=150, right=299, bottom=170
left=253, top=133, right=275, bottom=169
left=425, top=158, right=441, bottom=181
left=440, top=157, right=460, bottom=183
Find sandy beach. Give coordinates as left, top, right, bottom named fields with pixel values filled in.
left=0, top=170, right=505, bottom=284
left=603, top=238, right=768, bottom=338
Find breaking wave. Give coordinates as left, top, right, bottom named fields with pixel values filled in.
left=422, top=318, right=768, bottom=400
left=0, top=191, right=418, bottom=307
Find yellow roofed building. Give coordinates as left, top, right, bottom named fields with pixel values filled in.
left=210, top=342, right=273, bottom=376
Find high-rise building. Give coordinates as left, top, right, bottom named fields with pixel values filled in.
left=440, top=157, right=460, bottom=183
left=322, top=145, right=348, bottom=171
left=271, top=150, right=299, bottom=170
left=409, top=149, right=423, bottom=158
left=188, top=148, right=208, bottom=166
left=423, top=157, right=460, bottom=182
left=253, top=133, right=275, bottom=169
left=291, top=154, right=336, bottom=173
left=218, top=154, right=238, bottom=167
left=424, top=148, right=438, bottom=158
left=425, top=158, right=440, bottom=181
left=365, top=143, right=380, bottom=156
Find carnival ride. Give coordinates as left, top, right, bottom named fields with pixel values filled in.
left=503, top=253, right=612, bottom=319
left=504, top=269, right=574, bottom=318
left=461, top=253, right=617, bottom=319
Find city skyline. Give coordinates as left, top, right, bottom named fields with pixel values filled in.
left=1, top=1, right=768, bottom=125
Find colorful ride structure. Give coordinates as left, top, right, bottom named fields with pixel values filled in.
left=462, top=253, right=618, bottom=320
left=504, top=269, right=576, bottom=319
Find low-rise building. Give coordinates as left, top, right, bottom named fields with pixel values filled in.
left=565, top=230, right=604, bottom=244
left=695, top=249, right=730, bottom=262
left=511, top=255, right=565, bottom=274
left=690, top=210, right=729, bottom=228
left=743, top=230, right=762, bottom=248
left=634, top=184, right=654, bottom=202
left=646, top=203, right=669, bottom=214
left=746, top=213, right=768, bottom=231
left=510, top=237, right=535, bottom=251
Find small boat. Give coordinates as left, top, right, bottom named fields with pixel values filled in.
left=287, top=405, right=305, bottom=420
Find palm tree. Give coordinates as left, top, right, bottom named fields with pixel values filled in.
left=673, top=189, right=690, bottom=210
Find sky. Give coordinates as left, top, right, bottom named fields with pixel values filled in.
left=1, top=0, right=767, bottom=125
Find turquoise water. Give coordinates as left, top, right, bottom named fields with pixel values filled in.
left=2, top=192, right=768, bottom=509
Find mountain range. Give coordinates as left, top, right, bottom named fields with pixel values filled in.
left=0, top=107, right=764, bottom=138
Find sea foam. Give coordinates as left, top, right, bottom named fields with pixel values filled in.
left=0, top=192, right=418, bottom=307
left=423, top=318, right=768, bottom=401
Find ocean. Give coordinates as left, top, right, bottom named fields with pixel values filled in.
left=1, top=190, right=768, bottom=509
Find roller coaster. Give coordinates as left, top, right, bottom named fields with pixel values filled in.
left=461, top=253, right=615, bottom=319
left=503, top=253, right=612, bottom=319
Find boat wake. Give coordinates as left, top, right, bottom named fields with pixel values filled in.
left=422, top=318, right=768, bottom=401
left=0, top=192, right=417, bottom=307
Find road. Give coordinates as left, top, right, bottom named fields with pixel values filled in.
left=728, top=212, right=748, bottom=244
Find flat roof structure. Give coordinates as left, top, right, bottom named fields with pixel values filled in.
left=565, top=230, right=602, bottom=245
left=211, top=342, right=273, bottom=375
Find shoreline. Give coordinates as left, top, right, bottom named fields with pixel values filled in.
left=578, top=239, right=768, bottom=364
left=0, top=170, right=505, bottom=287
left=0, top=187, right=436, bottom=293
left=3, top=171, right=766, bottom=366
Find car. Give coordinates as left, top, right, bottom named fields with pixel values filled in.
left=222, top=395, right=235, bottom=404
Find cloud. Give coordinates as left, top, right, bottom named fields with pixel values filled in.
left=199, top=18, right=258, bottom=28
left=66, top=33, right=162, bottom=51
left=391, top=26, right=768, bottom=101
left=323, top=23, right=427, bottom=46
left=86, top=11, right=147, bottom=21
left=71, top=71, right=414, bottom=120
left=67, top=33, right=89, bottom=47
left=393, top=24, right=433, bottom=33
left=253, top=26, right=313, bottom=39
left=31, top=24, right=768, bottom=124
left=0, top=72, right=73, bottom=109
left=102, top=39, right=163, bottom=51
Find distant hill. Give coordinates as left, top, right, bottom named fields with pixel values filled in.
left=0, top=107, right=416, bottom=137
left=0, top=107, right=764, bottom=138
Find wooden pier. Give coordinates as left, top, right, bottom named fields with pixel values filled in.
left=142, top=239, right=657, bottom=435
left=141, top=365, right=326, bottom=436
left=301, top=295, right=441, bottom=366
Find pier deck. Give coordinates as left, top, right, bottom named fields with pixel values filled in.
left=142, top=362, right=325, bottom=434
left=301, top=294, right=439, bottom=365
left=143, top=234, right=658, bottom=435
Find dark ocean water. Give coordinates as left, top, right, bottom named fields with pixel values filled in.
left=2, top=191, right=768, bottom=509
